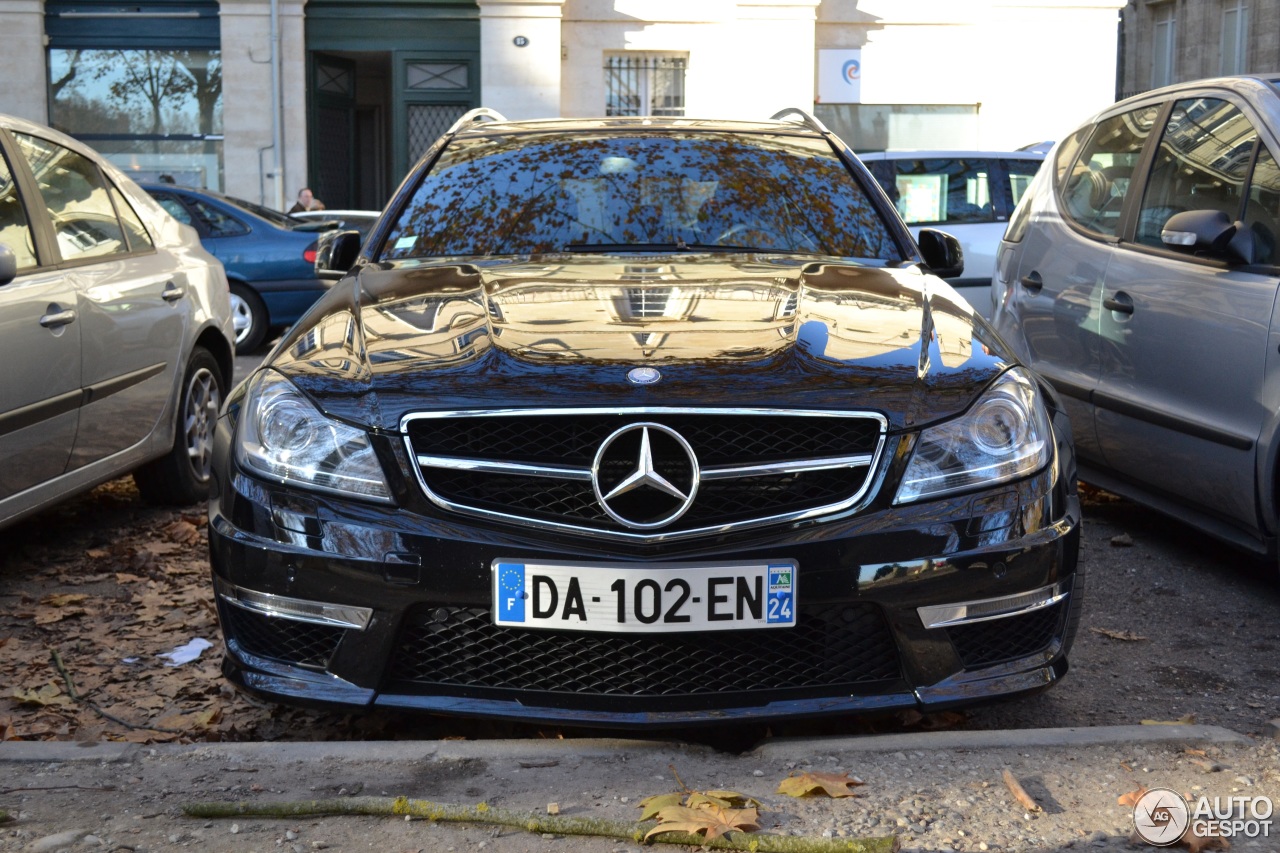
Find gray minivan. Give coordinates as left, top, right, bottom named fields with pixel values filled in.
left=992, top=75, right=1280, bottom=561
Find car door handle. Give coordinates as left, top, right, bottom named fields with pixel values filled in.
left=39, top=307, right=76, bottom=329
left=1103, top=292, right=1134, bottom=315
left=1019, top=271, right=1043, bottom=294
left=161, top=282, right=185, bottom=302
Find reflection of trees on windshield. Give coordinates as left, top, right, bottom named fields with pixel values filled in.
left=384, top=132, right=900, bottom=261
left=49, top=49, right=222, bottom=138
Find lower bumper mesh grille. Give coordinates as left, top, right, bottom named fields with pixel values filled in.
left=948, top=602, right=1065, bottom=669
left=386, top=602, right=902, bottom=701
left=222, top=604, right=344, bottom=670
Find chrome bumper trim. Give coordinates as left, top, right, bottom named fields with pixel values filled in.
left=917, top=583, right=1066, bottom=629
left=215, top=578, right=372, bottom=630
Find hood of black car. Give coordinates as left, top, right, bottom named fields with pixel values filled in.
left=268, top=255, right=1015, bottom=432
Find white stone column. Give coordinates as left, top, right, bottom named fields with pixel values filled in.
left=478, top=0, right=566, bottom=119
left=219, top=0, right=308, bottom=208
left=0, top=0, right=50, bottom=123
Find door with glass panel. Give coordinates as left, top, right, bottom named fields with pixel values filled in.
left=14, top=131, right=187, bottom=469
left=0, top=138, right=81, bottom=500
left=1095, top=96, right=1280, bottom=527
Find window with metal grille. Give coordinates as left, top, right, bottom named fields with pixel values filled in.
left=605, top=54, right=686, bottom=117
left=408, top=104, right=470, bottom=166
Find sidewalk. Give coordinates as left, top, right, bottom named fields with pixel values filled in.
left=2, top=725, right=1276, bottom=852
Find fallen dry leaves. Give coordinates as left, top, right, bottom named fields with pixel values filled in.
left=0, top=478, right=369, bottom=744
left=1141, top=714, right=1197, bottom=726
left=1090, top=627, right=1147, bottom=642
left=776, top=770, right=865, bottom=798
left=643, top=803, right=761, bottom=842
left=1001, top=768, right=1041, bottom=813
left=638, top=784, right=762, bottom=842
left=1118, top=785, right=1149, bottom=808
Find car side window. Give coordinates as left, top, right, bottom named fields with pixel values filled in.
left=892, top=158, right=994, bottom=225
left=189, top=197, right=249, bottom=238
left=110, top=185, right=154, bottom=252
left=151, top=192, right=194, bottom=226
left=13, top=132, right=132, bottom=263
left=1241, top=143, right=1280, bottom=266
left=1136, top=98, right=1256, bottom=248
left=1053, top=126, right=1090, bottom=185
left=1004, top=159, right=1041, bottom=210
left=0, top=149, right=37, bottom=271
left=1059, top=106, right=1159, bottom=237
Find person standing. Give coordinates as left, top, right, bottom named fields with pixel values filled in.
left=288, top=187, right=319, bottom=214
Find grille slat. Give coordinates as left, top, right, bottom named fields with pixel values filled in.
left=405, top=410, right=884, bottom=537
left=409, top=413, right=881, bottom=467
left=387, top=603, right=901, bottom=702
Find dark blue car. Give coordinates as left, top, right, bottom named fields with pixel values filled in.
left=144, top=185, right=331, bottom=353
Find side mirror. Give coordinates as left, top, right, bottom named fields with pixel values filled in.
left=1161, top=209, right=1238, bottom=256
left=0, top=245, right=16, bottom=286
left=917, top=228, right=964, bottom=279
left=314, top=229, right=362, bottom=281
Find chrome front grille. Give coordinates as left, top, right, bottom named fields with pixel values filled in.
left=403, top=408, right=886, bottom=542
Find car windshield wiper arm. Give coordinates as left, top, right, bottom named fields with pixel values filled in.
left=563, top=242, right=800, bottom=254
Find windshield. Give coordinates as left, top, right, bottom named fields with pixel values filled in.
left=381, top=131, right=902, bottom=261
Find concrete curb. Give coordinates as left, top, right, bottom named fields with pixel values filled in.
left=0, top=725, right=1251, bottom=765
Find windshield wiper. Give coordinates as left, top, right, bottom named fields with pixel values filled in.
left=563, top=242, right=800, bottom=254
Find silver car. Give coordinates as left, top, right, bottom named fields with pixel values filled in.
left=992, top=75, right=1280, bottom=559
left=0, top=114, right=235, bottom=528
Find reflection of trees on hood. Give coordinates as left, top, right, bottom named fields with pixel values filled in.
left=386, top=133, right=901, bottom=261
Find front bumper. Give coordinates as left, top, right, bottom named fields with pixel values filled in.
left=208, top=415, right=1082, bottom=727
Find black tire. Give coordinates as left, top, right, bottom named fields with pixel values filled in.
left=229, top=283, right=269, bottom=354
left=134, top=346, right=226, bottom=506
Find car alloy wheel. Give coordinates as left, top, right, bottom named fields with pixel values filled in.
left=229, top=283, right=269, bottom=353
left=229, top=291, right=253, bottom=345
left=183, top=364, right=221, bottom=482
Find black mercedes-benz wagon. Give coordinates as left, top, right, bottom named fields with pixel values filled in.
left=208, top=109, right=1083, bottom=726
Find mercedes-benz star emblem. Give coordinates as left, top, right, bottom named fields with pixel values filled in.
left=626, top=367, right=661, bottom=385
left=591, top=423, right=699, bottom=529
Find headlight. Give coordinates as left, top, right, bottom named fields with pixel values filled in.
left=895, top=368, right=1052, bottom=504
left=235, top=370, right=393, bottom=502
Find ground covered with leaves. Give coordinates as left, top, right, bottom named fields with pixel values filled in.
left=0, top=479, right=412, bottom=744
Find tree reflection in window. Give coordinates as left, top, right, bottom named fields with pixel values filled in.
left=384, top=132, right=901, bottom=261
left=49, top=49, right=222, bottom=138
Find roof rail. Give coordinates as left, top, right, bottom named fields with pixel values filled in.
left=769, top=108, right=831, bottom=135
left=445, top=108, right=510, bottom=137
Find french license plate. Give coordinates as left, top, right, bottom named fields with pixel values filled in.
left=492, top=559, right=796, bottom=633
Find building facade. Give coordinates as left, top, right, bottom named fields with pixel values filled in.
left=1, top=0, right=1125, bottom=211
left=1119, top=0, right=1280, bottom=100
